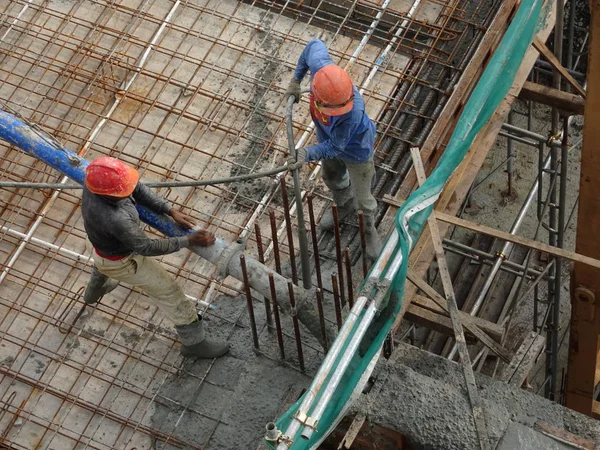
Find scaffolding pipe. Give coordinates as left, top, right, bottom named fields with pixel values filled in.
left=0, top=109, right=331, bottom=344
left=447, top=151, right=553, bottom=360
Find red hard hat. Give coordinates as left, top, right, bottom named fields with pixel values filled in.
left=85, top=157, right=139, bottom=197
left=312, top=65, right=354, bottom=116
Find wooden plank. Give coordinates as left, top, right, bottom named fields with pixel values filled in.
left=519, top=81, right=585, bottom=114
left=499, top=331, right=546, bottom=386
left=409, top=148, right=490, bottom=450
left=407, top=272, right=513, bottom=363
left=407, top=299, right=502, bottom=343
left=384, top=194, right=600, bottom=270
left=411, top=294, right=504, bottom=341
left=385, top=2, right=561, bottom=335
left=566, top=0, right=600, bottom=418
left=535, top=423, right=596, bottom=450
left=533, top=36, right=587, bottom=98
left=433, top=211, right=600, bottom=269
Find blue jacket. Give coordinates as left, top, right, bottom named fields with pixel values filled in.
left=293, top=39, right=376, bottom=164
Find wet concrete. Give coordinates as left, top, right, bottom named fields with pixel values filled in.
left=150, top=292, right=316, bottom=450
left=230, top=11, right=283, bottom=209
left=365, top=343, right=600, bottom=450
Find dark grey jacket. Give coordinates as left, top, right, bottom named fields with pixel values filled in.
left=82, top=184, right=190, bottom=257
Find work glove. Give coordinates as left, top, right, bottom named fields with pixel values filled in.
left=287, top=147, right=307, bottom=170
left=285, top=78, right=301, bottom=103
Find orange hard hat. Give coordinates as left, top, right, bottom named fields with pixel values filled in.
left=85, top=156, right=139, bottom=197
left=312, top=65, right=354, bottom=116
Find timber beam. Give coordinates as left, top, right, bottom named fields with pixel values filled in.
left=519, top=81, right=585, bottom=114
left=406, top=294, right=505, bottom=342
left=566, top=0, right=600, bottom=417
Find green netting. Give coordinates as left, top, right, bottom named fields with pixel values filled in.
left=269, top=1, right=545, bottom=447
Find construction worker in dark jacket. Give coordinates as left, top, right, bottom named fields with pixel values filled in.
left=286, top=39, right=382, bottom=261
left=81, top=156, right=228, bottom=359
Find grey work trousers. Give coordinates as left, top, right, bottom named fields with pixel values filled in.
left=321, top=157, right=377, bottom=216
left=89, top=253, right=197, bottom=326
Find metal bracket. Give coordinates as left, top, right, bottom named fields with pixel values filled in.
left=294, top=410, right=318, bottom=430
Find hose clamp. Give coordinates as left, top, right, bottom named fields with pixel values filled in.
left=215, top=242, right=245, bottom=278
left=294, top=410, right=318, bottom=430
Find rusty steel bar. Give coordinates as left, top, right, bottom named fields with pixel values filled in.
left=268, top=273, right=285, bottom=360
left=240, top=254, right=259, bottom=350
left=315, top=288, right=328, bottom=352
left=332, top=205, right=346, bottom=307
left=279, top=178, right=298, bottom=284
left=255, top=223, right=273, bottom=328
left=269, top=210, right=283, bottom=275
left=344, top=248, right=354, bottom=309
left=287, top=280, right=304, bottom=371
left=331, top=273, right=343, bottom=330
left=358, top=210, right=368, bottom=277
left=307, top=195, right=324, bottom=291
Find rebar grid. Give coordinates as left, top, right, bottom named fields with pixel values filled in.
left=0, top=0, right=496, bottom=448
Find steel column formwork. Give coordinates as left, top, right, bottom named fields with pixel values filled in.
left=566, top=0, right=600, bottom=418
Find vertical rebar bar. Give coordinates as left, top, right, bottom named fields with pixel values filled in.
left=332, top=205, right=346, bottom=306
left=269, top=210, right=282, bottom=275
left=255, top=223, right=273, bottom=328
left=268, top=273, right=285, bottom=360
left=344, top=248, right=354, bottom=309
left=287, top=280, right=304, bottom=371
left=240, top=254, right=259, bottom=350
left=506, top=110, right=515, bottom=197
left=280, top=178, right=298, bottom=284
left=315, top=288, right=328, bottom=352
left=358, top=210, right=368, bottom=277
left=331, top=273, right=343, bottom=330
left=307, top=195, right=323, bottom=291
left=286, top=96, right=312, bottom=290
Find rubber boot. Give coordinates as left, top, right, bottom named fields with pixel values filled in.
left=319, top=185, right=357, bottom=231
left=175, top=315, right=229, bottom=359
left=83, top=268, right=120, bottom=305
left=364, top=214, right=382, bottom=261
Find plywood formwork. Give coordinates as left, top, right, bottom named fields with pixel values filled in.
left=0, top=0, right=503, bottom=448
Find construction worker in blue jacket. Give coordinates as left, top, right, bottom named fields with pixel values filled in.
left=286, top=39, right=381, bottom=260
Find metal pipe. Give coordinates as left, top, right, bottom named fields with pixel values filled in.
left=442, top=239, right=548, bottom=279
left=300, top=301, right=378, bottom=441
left=0, top=225, right=215, bottom=309
left=286, top=96, right=311, bottom=290
left=276, top=295, right=368, bottom=450
left=0, top=110, right=332, bottom=343
left=447, top=147, right=554, bottom=360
